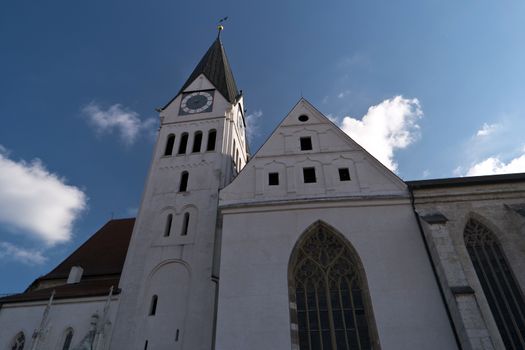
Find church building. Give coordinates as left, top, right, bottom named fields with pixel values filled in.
left=1, top=33, right=524, bottom=350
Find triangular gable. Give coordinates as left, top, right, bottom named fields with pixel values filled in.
left=220, top=99, right=407, bottom=206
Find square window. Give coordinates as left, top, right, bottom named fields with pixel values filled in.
left=300, top=137, right=313, bottom=151
left=269, top=172, right=279, bottom=186
left=338, top=168, right=351, bottom=181
left=303, top=167, right=317, bottom=183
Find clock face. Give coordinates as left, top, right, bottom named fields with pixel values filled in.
left=180, top=91, right=214, bottom=115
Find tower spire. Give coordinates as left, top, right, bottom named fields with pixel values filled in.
left=167, top=26, right=239, bottom=109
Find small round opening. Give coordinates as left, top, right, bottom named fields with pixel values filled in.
left=298, top=115, right=309, bottom=122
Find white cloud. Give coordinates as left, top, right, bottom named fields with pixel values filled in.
left=83, top=102, right=156, bottom=145
left=246, top=110, right=263, bottom=143
left=0, top=148, right=87, bottom=245
left=476, top=122, right=500, bottom=137
left=337, top=90, right=351, bottom=99
left=0, top=242, right=46, bottom=265
left=339, top=96, right=423, bottom=172
left=465, top=154, right=525, bottom=176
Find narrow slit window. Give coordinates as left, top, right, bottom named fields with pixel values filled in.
left=181, top=213, right=190, bottom=236
left=149, top=295, right=158, bottom=316
left=178, top=133, right=188, bottom=154
left=303, top=167, right=316, bottom=183
left=179, top=171, right=189, bottom=192
left=164, top=214, right=173, bottom=237
left=300, top=137, right=312, bottom=151
left=206, top=129, right=217, bottom=151
left=164, top=134, right=175, bottom=156
left=62, top=329, right=73, bottom=350
left=269, top=173, right=279, bottom=186
left=192, top=131, right=202, bottom=153
left=338, top=168, right=351, bottom=181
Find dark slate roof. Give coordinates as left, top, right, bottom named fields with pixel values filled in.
left=407, top=173, right=525, bottom=189
left=42, top=218, right=135, bottom=280
left=0, top=218, right=134, bottom=304
left=164, top=37, right=239, bottom=108
left=0, top=278, right=121, bottom=303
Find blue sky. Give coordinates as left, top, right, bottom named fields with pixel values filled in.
left=1, top=0, right=525, bottom=293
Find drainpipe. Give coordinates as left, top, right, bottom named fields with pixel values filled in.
left=409, top=187, right=462, bottom=350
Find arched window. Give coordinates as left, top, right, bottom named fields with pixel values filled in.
left=206, top=129, right=217, bottom=151
left=192, top=131, right=203, bottom=153
left=181, top=213, right=190, bottom=236
left=179, top=171, right=189, bottom=192
left=178, top=133, right=188, bottom=155
left=10, top=331, right=25, bottom=350
left=464, top=219, right=525, bottom=349
left=62, top=328, right=74, bottom=350
left=164, top=134, right=175, bottom=156
left=164, top=214, right=173, bottom=237
left=149, top=295, right=158, bottom=316
left=289, top=223, right=378, bottom=350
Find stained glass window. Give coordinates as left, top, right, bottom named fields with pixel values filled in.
left=291, top=224, right=375, bottom=350
left=464, top=219, right=525, bottom=349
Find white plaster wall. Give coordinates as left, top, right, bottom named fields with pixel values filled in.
left=216, top=99, right=457, bottom=349
left=0, top=297, right=118, bottom=350
left=215, top=202, right=457, bottom=350
left=110, top=74, right=247, bottom=350
left=220, top=99, right=406, bottom=206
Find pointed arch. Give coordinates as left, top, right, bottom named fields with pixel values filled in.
left=288, top=221, right=380, bottom=350
left=464, top=218, right=525, bottom=349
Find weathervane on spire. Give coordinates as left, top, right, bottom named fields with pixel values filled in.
left=217, top=16, right=228, bottom=37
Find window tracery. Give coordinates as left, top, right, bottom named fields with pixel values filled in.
left=10, top=332, right=25, bottom=350
left=464, top=219, right=525, bottom=349
left=290, top=224, right=376, bottom=350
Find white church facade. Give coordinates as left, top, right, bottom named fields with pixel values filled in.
left=1, top=35, right=524, bottom=350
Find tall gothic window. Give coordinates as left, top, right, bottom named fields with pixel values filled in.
left=10, top=332, right=25, bottom=350
left=289, top=222, right=377, bottom=350
left=464, top=219, right=525, bottom=349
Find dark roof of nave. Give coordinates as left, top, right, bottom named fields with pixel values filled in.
left=0, top=278, right=121, bottom=304
left=0, top=218, right=134, bottom=304
left=407, top=172, right=525, bottom=189
left=42, top=218, right=135, bottom=280
left=167, top=37, right=239, bottom=107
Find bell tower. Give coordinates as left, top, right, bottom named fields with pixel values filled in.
left=110, top=32, right=248, bottom=350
